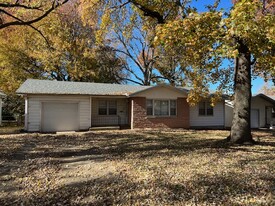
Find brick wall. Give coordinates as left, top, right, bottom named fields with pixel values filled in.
left=129, top=97, right=189, bottom=129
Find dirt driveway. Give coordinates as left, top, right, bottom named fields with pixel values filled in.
left=0, top=129, right=274, bottom=205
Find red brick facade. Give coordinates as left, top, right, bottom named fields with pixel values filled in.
left=129, top=97, right=189, bottom=129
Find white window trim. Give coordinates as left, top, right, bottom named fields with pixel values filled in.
left=198, top=101, right=214, bottom=116
left=147, top=99, right=177, bottom=117
left=98, top=100, right=117, bottom=116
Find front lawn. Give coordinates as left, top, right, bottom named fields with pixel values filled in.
left=0, top=130, right=274, bottom=205
left=0, top=126, right=23, bottom=134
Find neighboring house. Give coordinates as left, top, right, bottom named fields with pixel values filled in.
left=0, top=91, right=5, bottom=126
left=225, top=94, right=275, bottom=128
left=16, top=79, right=274, bottom=132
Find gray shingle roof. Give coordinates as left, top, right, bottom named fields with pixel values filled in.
left=16, top=79, right=152, bottom=96
left=266, top=95, right=275, bottom=101
left=253, top=93, right=275, bottom=105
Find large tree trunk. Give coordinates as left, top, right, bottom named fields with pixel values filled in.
left=229, top=40, right=255, bottom=144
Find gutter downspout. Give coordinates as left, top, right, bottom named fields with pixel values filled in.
left=90, top=96, right=92, bottom=128
left=131, top=99, right=134, bottom=130
left=24, top=96, right=28, bottom=131
left=0, top=98, right=2, bottom=126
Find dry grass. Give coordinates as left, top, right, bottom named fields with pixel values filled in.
left=0, top=126, right=23, bottom=134
left=0, top=129, right=274, bottom=205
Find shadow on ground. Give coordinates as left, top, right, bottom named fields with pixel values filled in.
left=0, top=130, right=274, bottom=205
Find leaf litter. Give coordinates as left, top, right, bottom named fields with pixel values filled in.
left=0, top=130, right=274, bottom=205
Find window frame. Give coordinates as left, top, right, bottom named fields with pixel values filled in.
left=198, top=101, right=214, bottom=116
left=98, top=100, right=117, bottom=116
left=146, top=99, right=177, bottom=117
left=272, top=107, right=275, bottom=118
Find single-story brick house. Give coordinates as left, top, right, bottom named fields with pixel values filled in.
left=0, top=91, right=5, bottom=126
left=16, top=79, right=275, bottom=132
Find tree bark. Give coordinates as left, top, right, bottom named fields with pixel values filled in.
left=229, top=39, right=255, bottom=144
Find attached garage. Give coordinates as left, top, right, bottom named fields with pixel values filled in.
left=42, top=102, right=79, bottom=132
left=16, top=79, right=148, bottom=132
left=250, top=109, right=259, bottom=129
left=24, top=95, right=91, bottom=132
left=225, top=94, right=275, bottom=129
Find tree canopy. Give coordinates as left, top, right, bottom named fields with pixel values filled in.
left=0, top=0, right=69, bottom=29
left=0, top=0, right=274, bottom=144
left=80, top=0, right=275, bottom=144
left=0, top=0, right=126, bottom=94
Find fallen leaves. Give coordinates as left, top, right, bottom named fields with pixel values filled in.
left=0, top=129, right=274, bottom=205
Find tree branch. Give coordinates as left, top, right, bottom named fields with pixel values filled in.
left=129, top=0, right=165, bottom=24
left=110, top=1, right=131, bottom=9
left=0, top=3, right=42, bottom=10
left=251, top=57, right=257, bottom=65
left=123, top=77, right=144, bottom=85
left=0, top=0, right=69, bottom=29
left=0, top=8, right=52, bottom=48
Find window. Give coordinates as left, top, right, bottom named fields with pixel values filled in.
left=146, top=100, right=153, bottom=115
left=146, top=99, right=177, bottom=116
left=199, top=102, right=213, bottom=116
left=108, top=101, right=117, bottom=115
left=99, top=100, right=108, bottom=115
left=272, top=108, right=275, bottom=118
left=98, top=100, right=117, bottom=115
left=154, top=100, right=169, bottom=116
left=170, top=100, right=176, bottom=116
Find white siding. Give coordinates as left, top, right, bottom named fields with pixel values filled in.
left=91, top=98, right=128, bottom=126
left=133, top=86, right=187, bottom=99
left=190, top=101, right=225, bottom=127
left=266, top=107, right=273, bottom=126
left=225, top=100, right=233, bottom=128
left=251, top=96, right=273, bottom=127
left=225, top=97, right=274, bottom=128
left=26, top=95, right=90, bottom=132
left=251, top=109, right=259, bottom=128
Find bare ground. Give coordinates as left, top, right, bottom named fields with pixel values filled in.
left=0, top=129, right=274, bottom=205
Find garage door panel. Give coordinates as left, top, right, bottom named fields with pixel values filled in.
left=42, top=102, right=79, bottom=132
left=251, top=109, right=259, bottom=129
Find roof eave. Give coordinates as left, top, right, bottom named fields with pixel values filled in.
left=129, top=84, right=188, bottom=97
left=253, top=93, right=275, bottom=105
left=16, top=92, right=130, bottom=97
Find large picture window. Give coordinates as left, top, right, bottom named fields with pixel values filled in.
left=98, top=100, right=117, bottom=115
left=146, top=99, right=177, bottom=116
left=199, top=102, right=213, bottom=116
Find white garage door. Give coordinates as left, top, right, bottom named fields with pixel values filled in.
left=251, top=109, right=259, bottom=129
left=42, top=102, right=79, bottom=132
